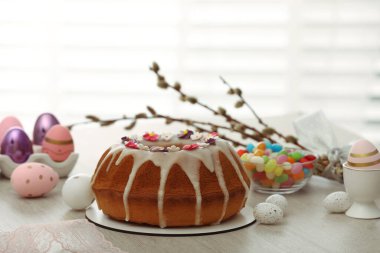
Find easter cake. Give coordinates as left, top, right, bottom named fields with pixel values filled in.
left=91, top=130, right=250, bottom=228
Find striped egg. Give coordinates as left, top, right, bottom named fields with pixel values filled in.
left=42, top=125, right=74, bottom=162
left=347, top=139, right=380, bottom=170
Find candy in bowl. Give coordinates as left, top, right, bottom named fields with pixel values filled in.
left=237, top=141, right=317, bottom=194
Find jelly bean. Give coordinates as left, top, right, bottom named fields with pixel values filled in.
left=280, top=178, right=294, bottom=188
left=292, top=171, right=305, bottom=181
left=243, top=162, right=256, bottom=171
left=256, top=142, right=266, bottom=151
left=246, top=143, right=255, bottom=153
left=266, top=172, right=275, bottom=180
left=264, top=149, right=272, bottom=156
left=262, top=155, right=269, bottom=163
left=299, top=158, right=308, bottom=163
left=290, top=152, right=303, bottom=161
left=279, top=150, right=288, bottom=156
left=274, top=166, right=283, bottom=176
left=240, top=153, right=249, bottom=162
left=250, top=156, right=264, bottom=165
left=253, top=149, right=265, bottom=156
left=271, top=143, right=283, bottom=152
left=287, top=157, right=295, bottom=164
left=303, top=168, right=311, bottom=176
left=264, top=139, right=271, bottom=148
left=237, top=149, right=247, bottom=157
left=276, top=154, right=288, bottom=164
left=264, top=166, right=275, bottom=173
left=253, top=171, right=266, bottom=181
left=274, top=173, right=288, bottom=184
left=303, top=161, right=314, bottom=169
left=282, top=162, right=292, bottom=170
left=291, top=162, right=303, bottom=174
left=265, top=159, right=277, bottom=170
left=304, top=154, right=316, bottom=161
left=272, top=182, right=280, bottom=189
left=260, top=178, right=274, bottom=187
left=256, top=164, right=265, bottom=172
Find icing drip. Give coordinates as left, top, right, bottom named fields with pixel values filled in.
left=177, top=155, right=202, bottom=226
left=122, top=151, right=152, bottom=221
left=224, top=142, right=250, bottom=199
left=212, top=149, right=229, bottom=224
left=93, top=139, right=249, bottom=227
left=92, top=144, right=123, bottom=182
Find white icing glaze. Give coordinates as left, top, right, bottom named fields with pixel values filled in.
left=211, top=148, right=229, bottom=224
left=93, top=138, right=249, bottom=228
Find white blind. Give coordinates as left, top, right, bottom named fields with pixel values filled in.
left=0, top=0, right=379, bottom=140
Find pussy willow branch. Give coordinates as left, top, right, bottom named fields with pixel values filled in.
left=150, top=62, right=275, bottom=144
left=219, top=76, right=307, bottom=150
left=66, top=107, right=246, bottom=147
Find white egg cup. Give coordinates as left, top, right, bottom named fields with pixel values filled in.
left=343, top=163, right=380, bottom=219
left=0, top=146, right=78, bottom=179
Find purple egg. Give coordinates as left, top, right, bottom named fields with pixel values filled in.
left=33, top=113, right=60, bottom=145
left=1, top=128, right=33, bottom=163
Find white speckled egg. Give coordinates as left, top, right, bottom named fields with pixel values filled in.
left=253, top=202, right=283, bottom=224
left=11, top=162, right=59, bottom=198
left=266, top=194, right=288, bottom=212
left=323, top=191, right=352, bottom=213
left=62, top=174, right=94, bottom=210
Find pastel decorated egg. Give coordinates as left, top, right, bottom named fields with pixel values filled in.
left=0, top=116, right=23, bottom=144
left=266, top=194, right=288, bottom=212
left=253, top=202, right=283, bottom=224
left=11, top=162, right=59, bottom=198
left=42, top=125, right=74, bottom=162
left=347, top=139, right=380, bottom=170
left=33, top=113, right=60, bottom=145
left=1, top=128, right=33, bottom=163
left=62, top=174, right=94, bottom=210
left=323, top=191, right=352, bottom=213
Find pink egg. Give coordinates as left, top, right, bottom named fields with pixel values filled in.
left=0, top=116, right=23, bottom=144
left=347, top=139, right=380, bottom=170
left=11, top=162, right=59, bottom=198
left=42, top=125, right=74, bottom=162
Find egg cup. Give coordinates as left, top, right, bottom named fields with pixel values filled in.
left=0, top=152, right=78, bottom=179
left=343, top=163, right=380, bottom=219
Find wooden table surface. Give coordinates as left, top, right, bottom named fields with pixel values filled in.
left=1, top=176, right=379, bottom=253
left=0, top=122, right=378, bottom=253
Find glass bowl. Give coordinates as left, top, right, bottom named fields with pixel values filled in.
left=241, top=148, right=317, bottom=194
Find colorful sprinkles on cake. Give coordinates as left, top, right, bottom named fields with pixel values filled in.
left=143, top=132, right=160, bottom=142
left=178, top=129, right=193, bottom=139
left=121, top=130, right=218, bottom=152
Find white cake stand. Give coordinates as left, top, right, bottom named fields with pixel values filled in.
left=86, top=202, right=255, bottom=236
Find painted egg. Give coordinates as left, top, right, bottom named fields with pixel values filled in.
left=323, top=191, right=352, bottom=213
left=1, top=128, right=33, bottom=163
left=33, top=113, right=60, bottom=145
left=42, top=125, right=74, bottom=162
left=266, top=194, right=288, bottom=212
left=62, top=174, right=94, bottom=210
left=347, top=139, right=380, bottom=170
left=253, top=202, right=283, bottom=224
left=11, top=162, right=59, bottom=198
left=0, top=116, right=23, bottom=144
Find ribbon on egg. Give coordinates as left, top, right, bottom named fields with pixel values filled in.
left=293, top=111, right=351, bottom=182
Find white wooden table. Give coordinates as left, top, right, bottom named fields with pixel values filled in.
left=0, top=120, right=378, bottom=253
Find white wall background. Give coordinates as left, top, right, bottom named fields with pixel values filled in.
left=0, top=0, right=379, bottom=141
